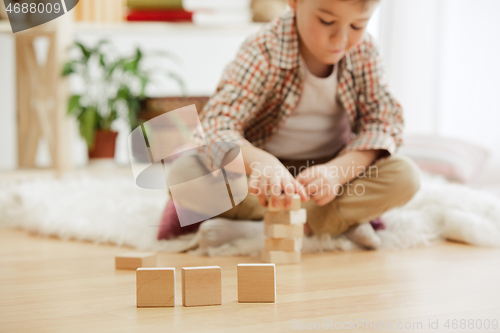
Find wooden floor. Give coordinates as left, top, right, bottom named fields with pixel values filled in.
left=1, top=230, right=499, bottom=333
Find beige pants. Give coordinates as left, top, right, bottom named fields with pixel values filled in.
left=169, top=153, right=421, bottom=236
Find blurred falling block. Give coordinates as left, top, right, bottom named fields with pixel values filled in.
left=237, top=264, right=276, bottom=303
left=264, top=209, right=307, bottom=225
left=265, top=237, right=302, bottom=252
left=268, top=194, right=301, bottom=212
left=115, top=252, right=156, bottom=270
left=169, top=169, right=234, bottom=227
left=265, top=224, right=304, bottom=238
left=181, top=266, right=222, bottom=307
left=136, top=268, right=175, bottom=307
left=167, top=143, right=248, bottom=227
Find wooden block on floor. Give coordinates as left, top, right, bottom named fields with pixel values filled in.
left=264, top=208, right=307, bottom=225
left=115, top=252, right=156, bottom=270
left=136, top=268, right=175, bottom=307
left=268, top=194, right=301, bottom=212
left=265, top=237, right=302, bottom=252
left=237, top=264, right=276, bottom=303
left=262, top=250, right=301, bottom=264
left=265, top=224, right=304, bottom=238
left=181, top=266, right=221, bottom=307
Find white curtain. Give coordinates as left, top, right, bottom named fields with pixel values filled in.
left=374, top=0, right=500, bottom=180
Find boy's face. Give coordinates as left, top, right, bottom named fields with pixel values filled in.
left=288, top=0, right=378, bottom=66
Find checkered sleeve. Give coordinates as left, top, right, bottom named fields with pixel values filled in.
left=192, top=36, right=271, bottom=172
left=341, top=37, right=404, bottom=157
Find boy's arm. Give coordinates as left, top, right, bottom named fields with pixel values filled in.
left=191, top=37, right=307, bottom=207
left=296, top=149, right=382, bottom=206
left=339, top=35, right=404, bottom=159
left=192, top=39, right=272, bottom=172
left=324, top=150, right=383, bottom=185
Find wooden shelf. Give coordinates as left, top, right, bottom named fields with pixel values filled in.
left=74, top=21, right=264, bottom=34
left=1, top=20, right=265, bottom=35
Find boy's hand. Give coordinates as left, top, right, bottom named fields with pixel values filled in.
left=248, top=158, right=308, bottom=209
left=296, top=164, right=342, bottom=206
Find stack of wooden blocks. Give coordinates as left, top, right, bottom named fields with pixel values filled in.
left=262, top=194, right=305, bottom=264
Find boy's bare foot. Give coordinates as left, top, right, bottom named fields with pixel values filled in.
left=345, top=223, right=382, bottom=250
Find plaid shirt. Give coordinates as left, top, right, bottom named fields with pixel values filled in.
left=194, top=9, right=403, bottom=171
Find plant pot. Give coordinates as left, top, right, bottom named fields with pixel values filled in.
left=88, top=130, right=118, bottom=159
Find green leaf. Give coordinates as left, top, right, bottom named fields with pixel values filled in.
left=128, top=110, right=138, bottom=130
left=117, top=85, right=131, bottom=100
left=138, top=75, right=149, bottom=97
left=99, top=53, right=106, bottom=68
left=62, top=62, right=74, bottom=76
left=135, top=48, right=143, bottom=62
left=67, top=95, right=81, bottom=115
left=123, top=59, right=139, bottom=74
left=105, top=60, right=119, bottom=79
left=79, top=107, right=97, bottom=148
left=75, top=42, right=92, bottom=61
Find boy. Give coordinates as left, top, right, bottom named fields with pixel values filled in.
left=167, top=0, right=420, bottom=248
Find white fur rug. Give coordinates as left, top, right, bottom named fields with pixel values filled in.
left=0, top=172, right=499, bottom=257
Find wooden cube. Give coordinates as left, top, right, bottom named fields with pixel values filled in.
left=136, top=268, right=175, bottom=307
left=262, top=250, right=301, bottom=264
left=115, top=252, right=156, bottom=270
left=265, top=237, right=302, bottom=252
left=237, top=264, right=276, bottom=303
left=264, top=208, right=307, bottom=225
left=265, top=224, right=304, bottom=238
left=268, top=194, right=301, bottom=212
left=181, top=266, right=221, bottom=307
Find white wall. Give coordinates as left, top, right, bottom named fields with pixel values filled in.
left=377, top=0, right=444, bottom=135
left=0, top=34, right=16, bottom=170
left=377, top=0, right=500, bottom=182
left=438, top=0, right=500, bottom=159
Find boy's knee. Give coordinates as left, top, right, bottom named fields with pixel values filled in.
left=378, top=155, right=421, bottom=201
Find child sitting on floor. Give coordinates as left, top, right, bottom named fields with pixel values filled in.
left=162, top=0, right=420, bottom=249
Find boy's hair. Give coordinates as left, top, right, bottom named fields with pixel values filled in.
left=298, top=0, right=380, bottom=8
left=339, top=0, right=380, bottom=10
left=342, top=0, right=380, bottom=3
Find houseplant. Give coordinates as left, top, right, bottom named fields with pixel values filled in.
left=62, top=40, right=185, bottom=160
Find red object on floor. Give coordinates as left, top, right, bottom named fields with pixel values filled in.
left=157, top=199, right=202, bottom=240
left=127, top=10, right=193, bottom=22
left=370, top=217, right=386, bottom=231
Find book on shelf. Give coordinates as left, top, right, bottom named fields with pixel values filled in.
left=127, top=9, right=193, bottom=22
left=126, top=0, right=183, bottom=10
left=75, top=0, right=124, bottom=22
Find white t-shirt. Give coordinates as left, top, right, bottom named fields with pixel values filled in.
left=264, top=57, right=352, bottom=159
